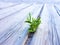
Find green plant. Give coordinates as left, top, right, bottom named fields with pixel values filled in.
left=25, top=13, right=41, bottom=33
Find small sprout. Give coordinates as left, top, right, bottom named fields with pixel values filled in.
left=25, top=13, right=41, bottom=33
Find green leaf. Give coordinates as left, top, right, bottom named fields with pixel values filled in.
left=25, top=21, right=31, bottom=23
